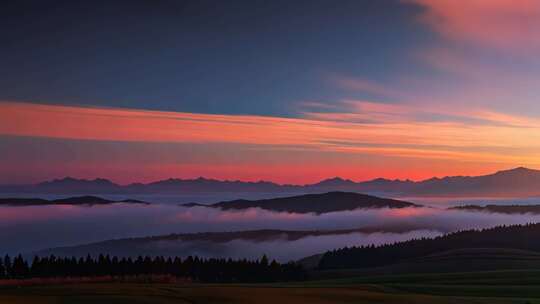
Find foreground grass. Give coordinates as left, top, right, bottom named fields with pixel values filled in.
left=309, top=269, right=540, bottom=286
left=3, top=270, right=540, bottom=303
left=0, top=281, right=537, bottom=304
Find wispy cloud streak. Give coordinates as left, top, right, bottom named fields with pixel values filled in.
left=2, top=101, right=540, bottom=169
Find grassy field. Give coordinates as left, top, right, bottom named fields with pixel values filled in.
left=4, top=248, right=540, bottom=304
left=2, top=270, right=540, bottom=304
left=302, top=269, right=540, bottom=301
left=0, top=283, right=533, bottom=304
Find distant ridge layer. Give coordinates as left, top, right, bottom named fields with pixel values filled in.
left=2, top=167, right=540, bottom=197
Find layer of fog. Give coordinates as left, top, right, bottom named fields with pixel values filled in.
left=3, top=203, right=540, bottom=257
left=40, top=230, right=441, bottom=262
left=401, top=196, right=540, bottom=207
left=193, top=230, right=442, bottom=262
left=9, top=192, right=540, bottom=206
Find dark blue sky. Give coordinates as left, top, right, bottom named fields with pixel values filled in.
left=1, top=0, right=429, bottom=116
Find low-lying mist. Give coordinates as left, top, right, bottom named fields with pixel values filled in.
left=3, top=202, right=540, bottom=259
left=39, top=230, right=442, bottom=262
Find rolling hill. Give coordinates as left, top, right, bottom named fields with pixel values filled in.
left=312, top=248, right=540, bottom=279
left=183, top=191, right=421, bottom=213
left=318, top=223, right=540, bottom=270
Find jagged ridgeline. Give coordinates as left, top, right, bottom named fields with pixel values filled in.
left=318, top=223, right=540, bottom=269
left=4, top=167, right=540, bottom=197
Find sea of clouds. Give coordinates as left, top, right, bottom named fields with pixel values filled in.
left=3, top=201, right=540, bottom=260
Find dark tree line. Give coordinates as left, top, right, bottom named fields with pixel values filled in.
left=0, top=254, right=306, bottom=283
left=319, top=223, right=540, bottom=269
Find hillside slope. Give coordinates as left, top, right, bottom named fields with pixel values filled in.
left=318, top=223, right=540, bottom=270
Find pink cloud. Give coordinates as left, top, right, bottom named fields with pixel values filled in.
left=408, top=0, right=540, bottom=54
left=303, top=100, right=414, bottom=124
left=304, top=98, right=540, bottom=128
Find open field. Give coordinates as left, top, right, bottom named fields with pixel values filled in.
left=2, top=270, right=540, bottom=304
left=4, top=248, right=540, bottom=303
left=311, top=248, right=540, bottom=279
left=303, top=269, right=540, bottom=300
left=3, top=248, right=540, bottom=303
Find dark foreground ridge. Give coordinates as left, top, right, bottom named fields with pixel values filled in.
left=184, top=191, right=421, bottom=214
left=318, top=223, right=540, bottom=270
left=0, top=196, right=150, bottom=206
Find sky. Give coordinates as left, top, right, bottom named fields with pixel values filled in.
left=2, top=0, right=540, bottom=184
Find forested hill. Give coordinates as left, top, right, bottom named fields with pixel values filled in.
left=185, top=191, right=420, bottom=214
left=318, top=223, right=540, bottom=270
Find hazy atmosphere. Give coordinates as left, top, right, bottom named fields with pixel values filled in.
left=4, top=198, right=540, bottom=259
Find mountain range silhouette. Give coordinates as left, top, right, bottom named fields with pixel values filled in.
left=1, top=167, right=539, bottom=197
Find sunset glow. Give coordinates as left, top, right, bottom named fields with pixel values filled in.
left=2, top=100, right=539, bottom=184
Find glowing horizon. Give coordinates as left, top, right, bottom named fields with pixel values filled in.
left=2, top=101, right=539, bottom=184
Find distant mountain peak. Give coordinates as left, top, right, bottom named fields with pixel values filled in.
left=315, top=177, right=356, bottom=186
left=325, top=177, right=347, bottom=181
left=92, top=177, right=113, bottom=183
left=494, top=167, right=537, bottom=176
left=365, top=177, right=412, bottom=184
left=45, top=177, right=115, bottom=183
left=35, top=177, right=119, bottom=191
